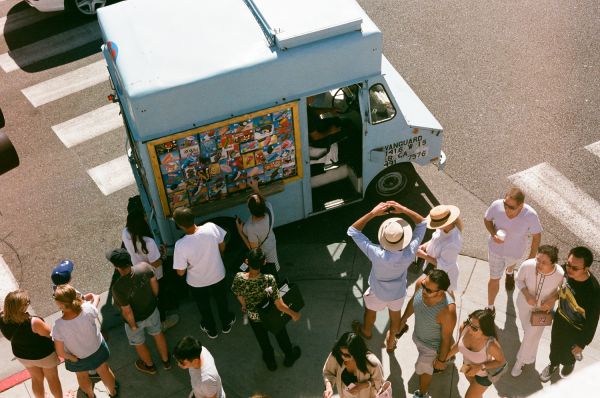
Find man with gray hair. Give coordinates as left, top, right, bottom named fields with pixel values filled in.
left=348, top=201, right=426, bottom=352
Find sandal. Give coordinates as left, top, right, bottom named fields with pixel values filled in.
left=385, top=330, right=397, bottom=353
left=351, top=320, right=371, bottom=340
left=395, top=324, right=409, bottom=339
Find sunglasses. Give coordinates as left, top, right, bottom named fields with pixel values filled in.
left=503, top=200, right=519, bottom=211
left=467, top=318, right=480, bottom=332
left=421, top=281, right=440, bottom=294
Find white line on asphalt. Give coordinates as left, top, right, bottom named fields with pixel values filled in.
left=0, top=8, right=53, bottom=35
left=0, top=255, right=19, bottom=306
left=22, top=60, right=108, bottom=107
left=0, top=21, right=101, bottom=73
left=509, top=162, right=600, bottom=253
left=585, top=141, right=600, bottom=158
left=87, top=155, right=135, bottom=196
left=51, top=103, right=122, bottom=148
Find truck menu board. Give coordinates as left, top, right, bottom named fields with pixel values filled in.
left=147, top=102, right=302, bottom=217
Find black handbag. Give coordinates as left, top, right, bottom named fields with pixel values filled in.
left=258, top=282, right=304, bottom=334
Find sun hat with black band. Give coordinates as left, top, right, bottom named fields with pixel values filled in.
left=425, top=205, right=460, bottom=229
left=378, top=217, right=413, bottom=251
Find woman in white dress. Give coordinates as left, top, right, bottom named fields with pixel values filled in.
left=511, top=245, right=564, bottom=377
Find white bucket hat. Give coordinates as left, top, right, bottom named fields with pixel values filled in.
left=378, top=217, right=413, bottom=251
left=425, top=205, right=460, bottom=229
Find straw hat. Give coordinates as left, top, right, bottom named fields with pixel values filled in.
left=378, top=217, right=413, bottom=251
left=425, top=205, right=460, bottom=229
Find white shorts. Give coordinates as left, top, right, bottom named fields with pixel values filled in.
left=363, top=287, right=405, bottom=312
left=488, top=251, right=520, bottom=279
left=413, top=335, right=437, bottom=375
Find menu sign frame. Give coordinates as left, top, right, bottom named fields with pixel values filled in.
left=147, top=102, right=302, bottom=217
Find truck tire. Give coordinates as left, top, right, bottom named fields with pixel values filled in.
left=367, top=163, right=416, bottom=199
left=67, top=0, right=108, bottom=17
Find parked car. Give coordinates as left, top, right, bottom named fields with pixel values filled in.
left=26, top=0, right=108, bottom=16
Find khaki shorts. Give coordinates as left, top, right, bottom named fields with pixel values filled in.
left=413, top=335, right=437, bottom=375
left=488, top=251, right=519, bottom=279
left=363, top=287, right=405, bottom=312
left=17, top=351, right=60, bottom=369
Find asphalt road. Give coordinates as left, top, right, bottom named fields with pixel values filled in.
left=1, top=0, right=599, bottom=319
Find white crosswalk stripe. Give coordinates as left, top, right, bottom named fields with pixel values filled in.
left=0, top=21, right=101, bottom=72
left=0, top=7, right=53, bottom=35
left=87, top=155, right=135, bottom=196
left=51, top=103, right=122, bottom=148
left=509, top=162, right=600, bottom=253
left=585, top=141, right=600, bottom=158
left=0, top=255, right=20, bottom=303
left=22, top=60, right=108, bottom=107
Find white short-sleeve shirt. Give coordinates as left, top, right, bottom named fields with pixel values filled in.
left=173, top=223, right=227, bottom=288
left=484, top=199, right=543, bottom=258
left=189, top=348, right=225, bottom=398
left=52, top=302, right=102, bottom=359
left=122, top=228, right=163, bottom=279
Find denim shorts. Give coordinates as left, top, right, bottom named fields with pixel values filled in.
left=124, top=308, right=162, bottom=345
left=65, top=340, right=109, bottom=372
left=475, top=374, right=492, bottom=387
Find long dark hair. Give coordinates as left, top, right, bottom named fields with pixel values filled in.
left=126, top=210, right=153, bottom=254
left=331, top=332, right=373, bottom=373
left=466, top=309, right=497, bottom=339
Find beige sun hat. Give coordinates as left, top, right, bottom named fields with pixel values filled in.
left=425, top=205, right=460, bottom=229
left=378, top=217, right=413, bottom=251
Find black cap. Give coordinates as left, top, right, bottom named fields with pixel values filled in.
left=106, top=248, right=132, bottom=268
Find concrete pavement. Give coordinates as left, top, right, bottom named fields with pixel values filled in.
left=2, top=247, right=599, bottom=397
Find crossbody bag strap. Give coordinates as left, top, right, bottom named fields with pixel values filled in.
left=534, top=270, right=545, bottom=307
left=258, top=206, right=272, bottom=248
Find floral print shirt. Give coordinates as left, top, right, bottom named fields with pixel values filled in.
left=231, top=272, right=279, bottom=321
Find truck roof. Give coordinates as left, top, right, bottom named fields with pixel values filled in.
left=97, top=0, right=383, bottom=140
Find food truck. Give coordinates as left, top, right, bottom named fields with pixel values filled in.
left=97, top=0, right=445, bottom=248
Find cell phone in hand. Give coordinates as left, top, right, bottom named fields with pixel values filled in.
left=345, top=383, right=356, bottom=391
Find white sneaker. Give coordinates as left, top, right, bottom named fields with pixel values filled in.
left=161, top=314, right=179, bottom=331
left=511, top=361, right=524, bottom=377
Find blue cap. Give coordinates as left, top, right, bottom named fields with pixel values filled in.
left=51, top=260, right=74, bottom=286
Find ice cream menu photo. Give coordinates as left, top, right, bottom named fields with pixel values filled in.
left=148, top=102, right=301, bottom=216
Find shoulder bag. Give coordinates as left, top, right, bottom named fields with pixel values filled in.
left=484, top=337, right=507, bottom=383
left=375, top=380, right=392, bottom=398
left=258, top=281, right=304, bottom=334
left=530, top=271, right=553, bottom=326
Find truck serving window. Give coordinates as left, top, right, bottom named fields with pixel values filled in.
left=369, top=84, right=396, bottom=124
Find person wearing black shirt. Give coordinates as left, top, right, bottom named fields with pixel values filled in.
left=540, top=246, right=600, bottom=382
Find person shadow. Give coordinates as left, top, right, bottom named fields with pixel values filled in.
left=386, top=351, right=407, bottom=398
left=494, top=289, right=544, bottom=397
left=406, top=364, right=461, bottom=398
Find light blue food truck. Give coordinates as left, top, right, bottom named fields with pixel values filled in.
left=97, top=0, right=445, bottom=248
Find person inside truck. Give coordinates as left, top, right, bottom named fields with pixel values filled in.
left=307, top=94, right=345, bottom=170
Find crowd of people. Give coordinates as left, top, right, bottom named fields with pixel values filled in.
left=1, top=186, right=599, bottom=398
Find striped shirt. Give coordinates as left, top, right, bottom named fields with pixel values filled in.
left=413, top=289, right=454, bottom=350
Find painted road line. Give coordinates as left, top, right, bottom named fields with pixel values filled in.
left=585, top=141, right=600, bottom=158
left=23, top=60, right=108, bottom=107
left=0, top=8, right=54, bottom=35
left=51, top=103, right=122, bottom=148
left=509, top=162, right=600, bottom=253
left=87, top=155, right=135, bottom=195
left=0, top=21, right=101, bottom=73
left=0, top=255, right=19, bottom=306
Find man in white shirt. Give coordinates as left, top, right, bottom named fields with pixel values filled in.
left=173, top=207, right=235, bottom=339
left=174, top=336, right=225, bottom=398
left=483, top=187, right=542, bottom=312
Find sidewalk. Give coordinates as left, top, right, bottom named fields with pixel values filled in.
left=2, top=242, right=599, bottom=397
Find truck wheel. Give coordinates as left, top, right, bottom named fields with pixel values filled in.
left=368, top=163, right=416, bottom=199
left=67, top=0, right=107, bottom=17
